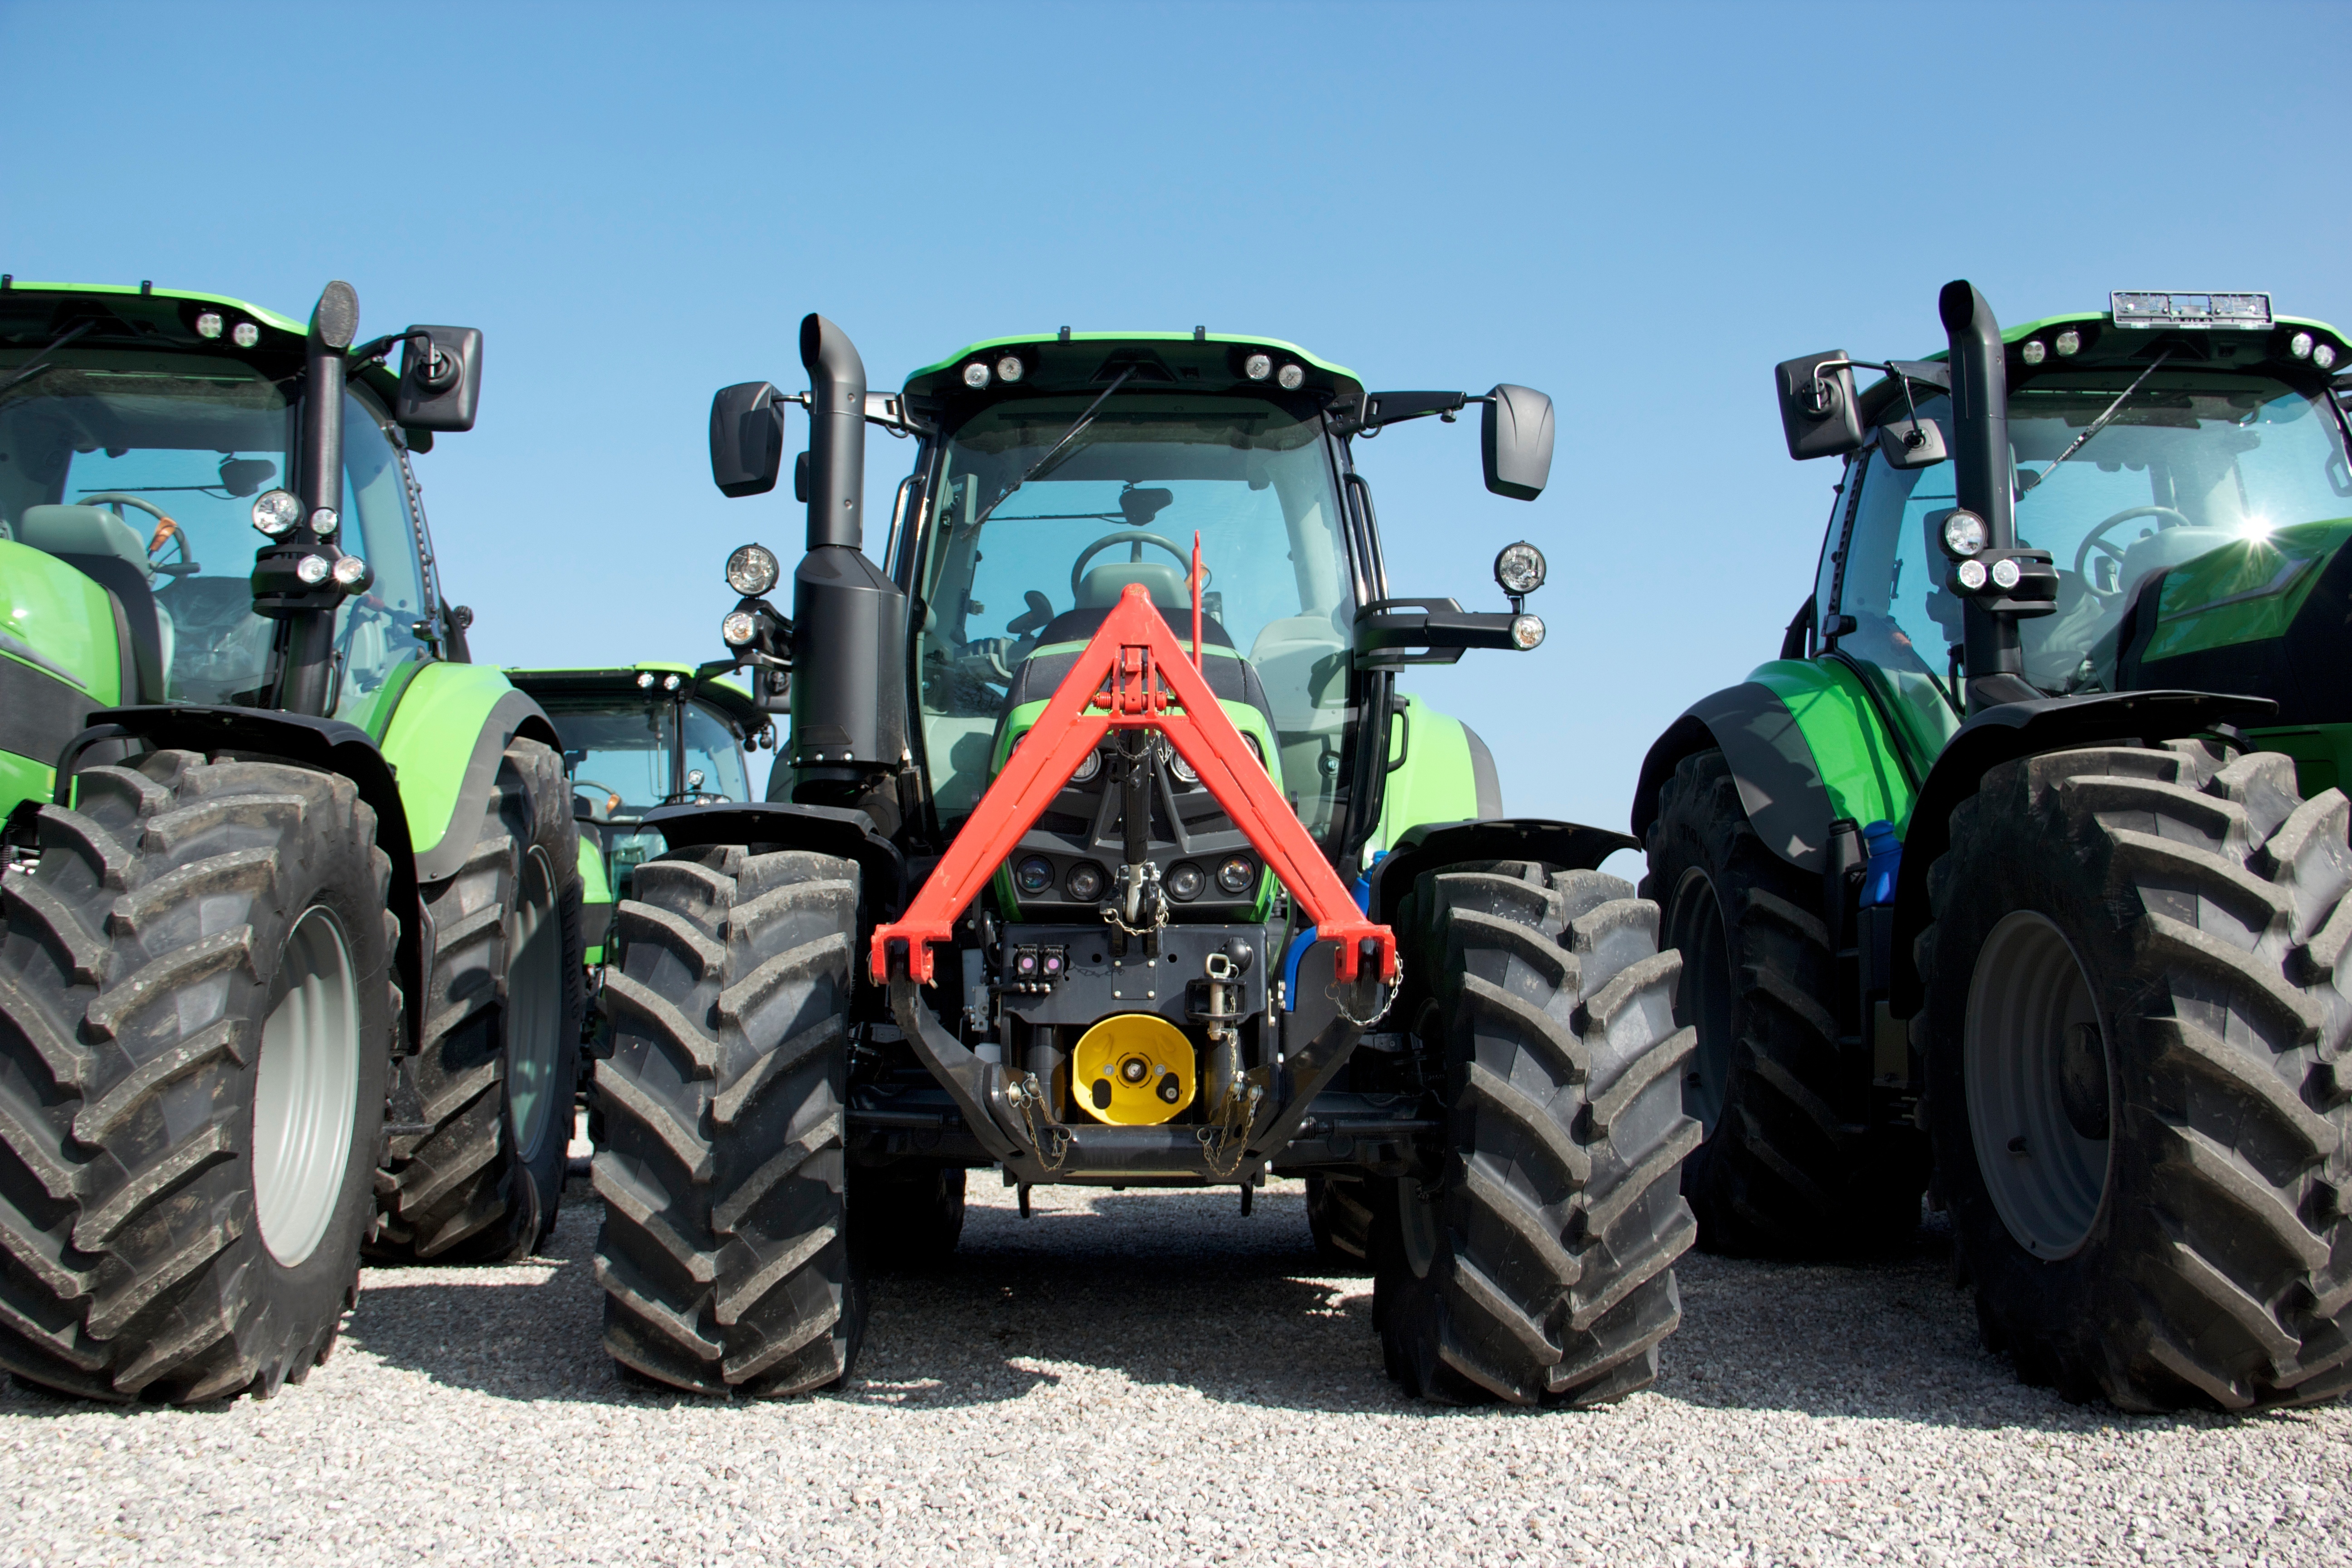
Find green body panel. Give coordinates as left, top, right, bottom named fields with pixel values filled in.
left=1, top=539, right=126, bottom=813
left=577, top=834, right=612, bottom=965
left=1750, top=658, right=1926, bottom=834
left=378, top=661, right=529, bottom=861
left=986, top=693, right=1285, bottom=921
left=1365, top=696, right=1480, bottom=855
left=2139, top=518, right=2352, bottom=662
left=2245, top=723, right=2352, bottom=799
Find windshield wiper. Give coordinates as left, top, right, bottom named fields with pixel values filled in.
left=2018, top=348, right=2173, bottom=497
left=968, top=368, right=1135, bottom=530
left=0, top=320, right=95, bottom=397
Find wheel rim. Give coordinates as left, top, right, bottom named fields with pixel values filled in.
left=1395, top=1177, right=1440, bottom=1279
left=1964, top=910, right=2112, bottom=1259
left=506, top=846, right=566, bottom=1162
left=1665, top=867, right=1735, bottom=1134
left=253, top=906, right=361, bottom=1267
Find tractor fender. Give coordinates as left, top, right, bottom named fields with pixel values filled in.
left=377, top=664, right=560, bottom=881
left=644, top=799, right=908, bottom=923
left=71, top=703, right=425, bottom=1054
left=1362, top=817, right=1634, bottom=927
left=1632, top=679, right=1842, bottom=876
left=1885, top=688, right=2277, bottom=1017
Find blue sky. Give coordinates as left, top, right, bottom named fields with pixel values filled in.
left=6, top=0, right=2347, bottom=848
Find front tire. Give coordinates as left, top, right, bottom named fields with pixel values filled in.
left=0, top=750, right=393, bottom=1403
left=592, top=845, right=862, bottom=1396
left=1922, top=743, right=2352, bottom=1410
left=1376, top=863, right=1699, bottom=1406
left=1643, top=747, right=1927, bottom=1254
left=372, top=738, right=584, bottom=1264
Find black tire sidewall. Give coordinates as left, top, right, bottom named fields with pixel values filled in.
left=497, top=741, right=586, bottom=1251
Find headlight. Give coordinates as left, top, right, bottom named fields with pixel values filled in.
left=2054, top=329, right=2082, bottom=357
left=294, top=554, right=332, bottom=586
left=2291, top=331, right=2315, bottom=361
left=721, top=610, right=759, bottom=647
left=331, top=555, right=373, bottom=592
left=1990, top=558, right=2022, bottom=590
left=636, top=671, right=656, bottom=689
left=1508, top=614, right=1545, bottom=651
left=1168, top=747, right=1198, bottom=784
left=1494, top=541, right=1548, bottom=596
left=1071, top=748, right=1102, bottom=784
left=2317, top=344, right=2338, bottom=372
left=995, top=354, right=1025, bottom=383
left=1215, top=855, right=1257, bottom=895
left=1014, top=856, right=1054, bottom=896
left=309, top=506, right=338, bottom=538
left=1955, top=558, right=1989, bottom=591
left=725, top=543, right=780, bottom=597
left=1064, top=862, right=1105, bottom=902
left=231, top=321, right=260, bottom=348
left=1166, top=862, right=1205, bottom=901
left=194, top=311, right=223, bottom=340
left=1243, top=352, right=1273, bottom=382
left=251, top=489, right=303, bottom=537
left=1276, top=363, right=1305, bottom=391
left=963, top=361, right=992, bottom=389
left=2020, top=339, right=2046, bottom=366
left=1941, top=510, right=1989, bottom=558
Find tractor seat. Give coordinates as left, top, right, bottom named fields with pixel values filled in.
left=1076, top=561, right=1190, bottom=609
left=17, top=505, right=152, bottom=576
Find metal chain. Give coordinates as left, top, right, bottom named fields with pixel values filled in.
left=1330, top=953, right=1402, bottom=1029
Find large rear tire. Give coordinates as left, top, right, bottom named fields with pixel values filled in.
left=371, top=738, right=584, bottom=1264
left=1376, top=862, right=1699, bottom=1406
left=1643, top=747, right=1927, bottom=1254
left=0, top=750, right=393, bottom=1402
left=591, top=845, right=862, bottom=1396
left=1922, top=743, right=2352, bottom=1411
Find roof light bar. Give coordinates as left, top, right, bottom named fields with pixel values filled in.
left=2111, top=291, right=2273, bottom=330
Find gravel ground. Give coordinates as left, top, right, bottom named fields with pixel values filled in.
left=3, top=1175, right=2349, bottom=1567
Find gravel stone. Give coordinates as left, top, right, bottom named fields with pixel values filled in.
left=3, top=1178, right=2347, bottom=1565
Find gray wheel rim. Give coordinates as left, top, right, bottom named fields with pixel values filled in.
left=1665, top=867, right=1734, bottom=1134
left=506, top=846, right=566, bottom=1162
left=1964, top=910, right=2112, bottom=1259
left=253, top=906, right=361, bottom=1268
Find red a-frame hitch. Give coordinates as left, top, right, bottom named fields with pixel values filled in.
left=870, top=582, right=1398, bottom=987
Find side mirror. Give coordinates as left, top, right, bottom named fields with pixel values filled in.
left=1877, top=418, right=1947, bottom=470
left=1481, top=384, right=1554, bottom=500
left=394, top=326, right=484, bottom=432
left=1776, top=352, right=1863, bottom=460
left=710, top=381, right=787, bottom=498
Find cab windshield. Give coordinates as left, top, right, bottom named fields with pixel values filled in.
left=0, top=347, right=435, bottom=722
left=915, top=392, right=1356, bottom=833
left=544, top=696, right=750, bottom=817
left=1831, top=372, right=2352, bottom=756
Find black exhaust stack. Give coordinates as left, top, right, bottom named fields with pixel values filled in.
left=270, top=280, right=358, bottom=716
left=1938, top=280, right=2030, bottom=709
left=785, top=314, right=908, bottom=829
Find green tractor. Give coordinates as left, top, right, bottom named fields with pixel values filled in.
left=587, top=318, right=1699, bottom=1405
left=0, top=279, right=584, bottom=1404
left=1635, top=281, right=2352, bottom=1410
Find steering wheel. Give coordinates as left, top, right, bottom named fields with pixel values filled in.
left=2071, top=505, right=2195, bottom=598
left=81, top=491, right=198, bottom=574
left=1068, top=529, right=1210, bottom=601
left=574, top=780, right=626, bottom=823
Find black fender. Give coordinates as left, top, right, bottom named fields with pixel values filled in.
left=643, top=800, right=908, bottom=924
left=1362, top=816, right=1635, bottom=928
left=1886, top=688, right=2277, bottom=1017
left=65, top=704, right=426, bottom=1054
left=1631, top=682, right=1838, bottom=875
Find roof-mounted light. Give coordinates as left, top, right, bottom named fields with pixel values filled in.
left=1242, top=352, right=1273, bottom=382
left=2020, top=340, right=2046, bottom=366
left=194, top=311, right=223, bottom=340
left=2291, top=331, right=2315, bottom=360
left=231, top=321, right=260, bottom=348
left=962, top=361, right=991, bottom=389
left=2054, top=329, right=2082, bottom=357
left=1276, top=362, right=1305, bottom=391
left=995, top=354, right=1025, bottom=383
left=2111, top=291, right=2273, bottom=330
left=2318, top=344, right=2339, bottom=372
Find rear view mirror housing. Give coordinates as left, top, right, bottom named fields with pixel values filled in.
left=1481, top=384, right=1553, bottom=500
left=1877, top=417, right=1947, bottom=470
left=1775, top=352, right=1864, bottom=460
left=393, top=326, right=484, bottom=432
left=710, top=381, right=787, bottom=498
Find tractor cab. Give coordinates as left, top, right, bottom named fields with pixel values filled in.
left=0, top=283, right=466, bottom=763
left=1802, top=292, right=2352, bottom=786
left=506, top=663, right=762, bottom=953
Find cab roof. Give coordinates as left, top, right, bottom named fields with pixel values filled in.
left=505, top=664, right=761, bottom=731
left=904, top=330, right=1365, bottom=415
